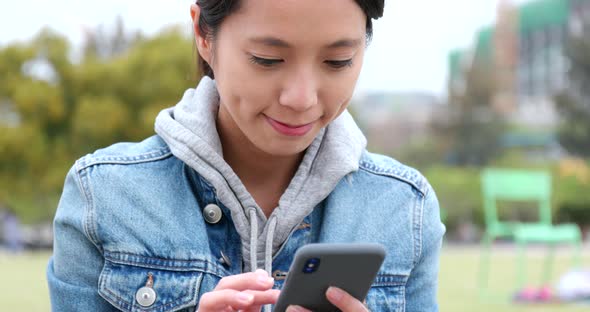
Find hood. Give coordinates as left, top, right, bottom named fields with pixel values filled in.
left=154, top=76, right=367, bottom=273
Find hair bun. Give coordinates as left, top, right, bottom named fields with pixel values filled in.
left=358, top=0, right=385, bottom=20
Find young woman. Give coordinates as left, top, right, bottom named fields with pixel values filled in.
left=47, top=0, right=445, bottom=311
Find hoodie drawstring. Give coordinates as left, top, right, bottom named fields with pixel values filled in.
left=265, top=216, right=277, bottom=274
left=248, top=208, right=277, bottom=312
left=248, top=208, right=258, bottom=273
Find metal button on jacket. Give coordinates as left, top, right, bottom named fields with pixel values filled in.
left=135, top=286, right=157, bottom=307
left=203, top=204, right=222, bottom=224
left=218, top=250, right=232, bottom=268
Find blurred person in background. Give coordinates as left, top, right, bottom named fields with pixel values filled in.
left=0, top=204, right=24, bottom=253
left=46, top=0, right=445, bottom=311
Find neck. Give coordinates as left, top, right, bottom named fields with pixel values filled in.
left=217, top=106, right=304, bottom=215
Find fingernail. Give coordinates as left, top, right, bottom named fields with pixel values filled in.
left=237, top=292, right=254, bottom=303
left=286, top=305, right=306, bottom=312
left=255, top=270, right=273, bottom=284
left=255, top=269, right=268, bottom=275
left=258, top=274, right=274, bottom=285
left=327, top=286, right=344, bottom=301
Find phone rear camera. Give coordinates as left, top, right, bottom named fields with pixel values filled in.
left=302, top=258, right=320, bottom=274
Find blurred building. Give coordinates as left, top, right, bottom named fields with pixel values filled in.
left=449, top=0, right=590, bottom=129
left=352, top=92, right=440, bottom=154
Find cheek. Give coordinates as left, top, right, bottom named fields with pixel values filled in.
left=220, top=84, right=273, bottom=122
left=213, top=51, right=277, bottom=120
left=211, top=39, right=254, bottom=93
left=321, top=71, right=360, bottom=116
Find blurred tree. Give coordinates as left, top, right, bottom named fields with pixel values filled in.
left=0, top=22, right=197, bottom=223
left=555, top=18, right=590, bottom=157
left=442, top=57, right=505, bottom=166
left=82, top=16, right=142, bottom=60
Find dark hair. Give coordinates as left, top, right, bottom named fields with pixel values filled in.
left=195, top=0, right=385, bottom=79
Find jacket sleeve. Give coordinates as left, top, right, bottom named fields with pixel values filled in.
left=46, top=165, right=117, bottom=311
left=404, top=186, right=446, bottom=311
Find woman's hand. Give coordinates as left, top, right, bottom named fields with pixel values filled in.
left=198, top=269, right=280, bottom=312
left=285, top=287, right=368, bottom=312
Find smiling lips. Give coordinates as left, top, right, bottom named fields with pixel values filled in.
left=265, top=116, right=314, bottom=137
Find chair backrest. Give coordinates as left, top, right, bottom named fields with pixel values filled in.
left=481, top=168, right=552, bottom=226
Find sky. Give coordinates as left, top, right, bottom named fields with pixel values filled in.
left=0, top=0, right=531, bottom=97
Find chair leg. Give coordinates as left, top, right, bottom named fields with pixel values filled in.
left=573, top=235, right=582, bottom=269
left=541, top=243, right=555, bottom=285
left=478, top=232, right=493, bottom=297
left=517, top=240, right=527, bottom=290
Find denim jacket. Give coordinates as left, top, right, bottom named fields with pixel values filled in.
left=47, top=135, right=445, bottom=311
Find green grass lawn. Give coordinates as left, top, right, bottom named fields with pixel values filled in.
left=1, top=251, right=51, bottom=311
left=2, top=245, right=589, bottom=311
left=439, top=245, right=590, bottom=312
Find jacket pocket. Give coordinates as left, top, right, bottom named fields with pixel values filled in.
left=365, top=274, right=407, bottom=312
left=98, top=253, right=206, bottom=312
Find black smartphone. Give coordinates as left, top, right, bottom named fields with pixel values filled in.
left=273, top=243, right=386, bottom=312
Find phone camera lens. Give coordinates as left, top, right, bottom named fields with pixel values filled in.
left=302, top=258, right=320, bottom=274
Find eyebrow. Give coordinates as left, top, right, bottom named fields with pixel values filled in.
left=248, top=37, right=362, bottom=49
left=326, top=38, right=363, bottom=49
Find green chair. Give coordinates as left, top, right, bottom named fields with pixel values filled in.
left=478, top=168, right=582, bottom=296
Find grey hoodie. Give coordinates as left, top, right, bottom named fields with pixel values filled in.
left=155, top=76, right=366, bottom=274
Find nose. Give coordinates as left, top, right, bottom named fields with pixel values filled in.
left=278, top=68, right=318, bottom=112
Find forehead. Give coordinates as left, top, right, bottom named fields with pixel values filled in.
left=220, top=0, right=366, bottom=45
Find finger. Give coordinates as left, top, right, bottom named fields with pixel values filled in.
left=242, top=289, right=281, bottom=312
left=215, top=269, right=274, bottom=291
left=286, top=305, right=313, bottom=312
left=198, top=289, right=255, bottom=311
left=326, top=287, right=368, bottom=312
left=243, top=289, right=281, bottom=306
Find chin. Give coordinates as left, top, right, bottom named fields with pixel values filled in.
left=257, top=139, right=311, bottom=157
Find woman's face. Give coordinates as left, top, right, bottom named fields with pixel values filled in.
left=193, top=0, right=366, bottom=157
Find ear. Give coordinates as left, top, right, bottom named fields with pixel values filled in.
left=190, top=3, right=213, bottom=65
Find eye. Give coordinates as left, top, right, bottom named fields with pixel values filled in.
left=249, top=55, right=283, bottom=67
left=325, top=59, right=353, bottom=69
